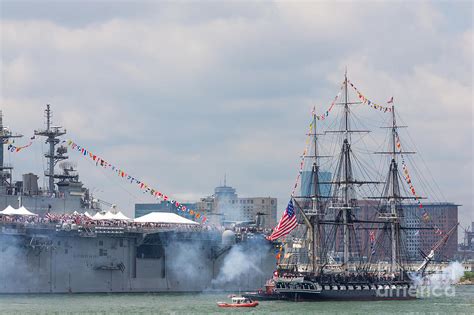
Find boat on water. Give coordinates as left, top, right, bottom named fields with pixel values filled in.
left=267, top=72, right=458, bottom=301
left=217, top=296, right=259, bottom=308
left=243, top=279, right=286, bottom=300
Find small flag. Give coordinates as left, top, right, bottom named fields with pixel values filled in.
left=369, top=230, right=376, bottom=242
left=267, top=199, right=298, bottom=241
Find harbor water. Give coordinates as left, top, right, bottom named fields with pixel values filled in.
left=0, top=286, right=472, bottom=314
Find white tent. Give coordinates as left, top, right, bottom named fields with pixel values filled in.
left=17, top=206, right=37, bottom=216
left=92, top=211, right=130, bottom=221
left=101, top=211, right=117, bottom=220
left=83, top=211, right=93, bottom=219
left=92, top=212, right=105, bottom=220
left=114, top=211, right=131, bottom=221
left=0, top=205, right=17, bottom=215
left=134, top=212, right=199, bottom=225
left=1, top=205, right=37, bottom=216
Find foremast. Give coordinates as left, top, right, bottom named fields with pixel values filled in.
left=308, top=109, right=322, bottom=274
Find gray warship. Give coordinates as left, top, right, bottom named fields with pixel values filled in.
left=0, top=105, right=276, bottom=293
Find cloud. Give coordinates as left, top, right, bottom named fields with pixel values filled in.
left=0, top=1, right=472, bottom=229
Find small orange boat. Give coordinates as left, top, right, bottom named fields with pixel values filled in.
left=217, top=296, right=259, bottom=308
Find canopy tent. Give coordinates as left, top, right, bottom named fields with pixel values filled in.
left=0, top=205, right=37, bottom=216
left=101, top=211, right=117, bottom=220
left=0, top=205, right=17, bottom=215
left=91, top=212, right=105, bottom=220
left=134, top=212, right=199, bottom=225
left=83, top=211, right=93, bottom=219
left=114, top=211, right=131, bottom=221
left=91, top=211, right=130, bottom=221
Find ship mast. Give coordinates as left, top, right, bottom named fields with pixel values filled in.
left=374, top=101, right=419, bottom=275
left=342, top=73, right=351, bottom=269
left=310, top=110, right=321, bottom=274
left=327, top=72, right=374, bottom=274
left=34, top=105, right=67, bottom=194
left=389, top=104, right=399, bottom=273
left=377, top=103, right=405, bottom=274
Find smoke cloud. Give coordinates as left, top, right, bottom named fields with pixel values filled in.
left=411, top=261, right=465, bottom=288
left=425, top=261, right=465, bottom=287
left=212, top=245, right=262, bottom=285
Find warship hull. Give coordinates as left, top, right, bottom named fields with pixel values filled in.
left=0, top=224, right=275, bottom=294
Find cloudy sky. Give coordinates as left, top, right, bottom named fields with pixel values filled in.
left=1, top=1, right=472, bottom=229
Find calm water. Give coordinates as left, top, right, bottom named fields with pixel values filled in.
left=0, top=286, right=472, bottom=315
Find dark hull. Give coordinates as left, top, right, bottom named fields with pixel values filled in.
left=242, top=292, right=287, bottom=301
left=276, top=279, right=417, bottom=301
left=280, top=288, right=416, bottom=301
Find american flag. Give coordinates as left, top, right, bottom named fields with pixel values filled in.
left=267, top=199, right=298, bottom=241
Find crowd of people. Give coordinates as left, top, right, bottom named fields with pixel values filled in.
left=0, top=212, right=208, bottom=232
left=0, top=212, right=271, bottom=235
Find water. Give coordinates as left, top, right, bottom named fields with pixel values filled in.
left=0, top=286, right=472, bottom=314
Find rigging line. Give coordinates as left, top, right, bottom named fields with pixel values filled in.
left=396, top=114, right=448, bottom=201
left=82, top=156, right=141, bottom=202
left=350, top=148, right=381, bottom=182
left=350, top=109, right=388, bottom=184
left=406, top=156, right=439, bottom=203
left=406, top=153, right=443, bottom=204
left=349, top=151, right=384, bottom=197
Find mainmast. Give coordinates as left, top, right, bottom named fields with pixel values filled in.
left=34, top=105, right=67, bottom=194
left=389, top=104, right=399, bottom=273
left=342, top=73, right=351, bottom=270
left=327, top=72, right=373, bottom=273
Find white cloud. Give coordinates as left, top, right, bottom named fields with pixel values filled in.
left=0, top=1, right=472, bottom=227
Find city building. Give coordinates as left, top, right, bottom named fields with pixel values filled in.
left=332, top=201, right=459, bottom=262
left=403, top=203, right=458, bottom=261
left=135, top=182, right=278, bottom=229
left=196, top=183, right=278, bottom=229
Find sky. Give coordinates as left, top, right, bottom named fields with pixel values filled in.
left=0, top=1, right=472, bottom=232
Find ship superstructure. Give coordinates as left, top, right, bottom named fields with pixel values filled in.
left=0, top=106, right=90, bottom=214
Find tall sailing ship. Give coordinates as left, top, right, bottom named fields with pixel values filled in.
left=271, top=73, right=457, bottom=301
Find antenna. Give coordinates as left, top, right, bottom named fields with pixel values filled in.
left=34, top=104, right=67, bottom=194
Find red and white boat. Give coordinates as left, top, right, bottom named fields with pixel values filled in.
left=217, top=296, right=259, bottom=308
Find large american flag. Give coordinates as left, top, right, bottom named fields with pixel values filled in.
left=267, top=199, right=298, bottom=241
